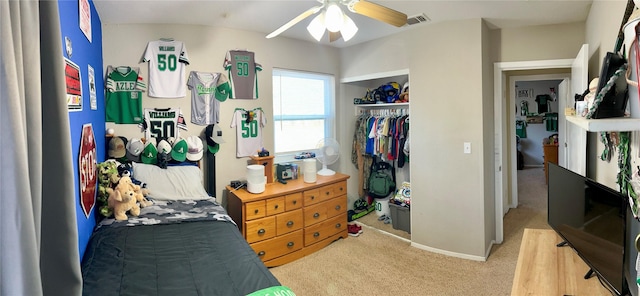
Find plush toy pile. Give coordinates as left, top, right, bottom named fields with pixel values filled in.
left=97, top=160, right=151, bottom=220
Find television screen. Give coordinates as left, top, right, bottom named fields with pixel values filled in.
left=547, top=163, right=627, bottom=295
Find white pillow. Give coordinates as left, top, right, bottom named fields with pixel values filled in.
left=132, top=163, right=211, bottom=200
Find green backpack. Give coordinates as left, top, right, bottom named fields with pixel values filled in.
left=368, top=157, right=396, bottom=198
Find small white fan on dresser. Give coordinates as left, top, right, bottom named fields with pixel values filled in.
left=315, top=138, right=340, bottom=176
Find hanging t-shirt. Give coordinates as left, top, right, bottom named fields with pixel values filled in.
left=187, top=71, right=230, bottom=125
left=223, top=50, right=262, bottom=99
left=142, top=108, right=187, bottom=141
left=535, top=94, right=552, bottom=113
left=230, top=108, right=266, bottom=157
left=142, top=39, right=190, bottom=98
left=105, top=66, right=145, bottom=124
left=516, top=120, right=527, bottom=138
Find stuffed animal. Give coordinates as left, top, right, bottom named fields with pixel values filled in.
left=107, top=176, right=141, bottom=220
left=125, top=178, right=153, bottom=208
left=97, top=160, right=120, bottom=217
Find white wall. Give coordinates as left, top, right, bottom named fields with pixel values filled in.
left=585, top=0, right=627, bottom=189
left=102, top=24, right=340, bottom=203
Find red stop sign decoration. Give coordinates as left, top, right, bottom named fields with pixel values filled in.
left=79, top=123, right=97, bottom=218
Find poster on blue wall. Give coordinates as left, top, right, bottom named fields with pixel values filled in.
left=79, top=0, right=92, bottom=42
left=88, top=64, right=97, bottom=110
left=65, top=58, right=82, bottom=111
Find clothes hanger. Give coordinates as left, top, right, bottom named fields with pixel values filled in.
left=160, top=37, right=174, bottom=42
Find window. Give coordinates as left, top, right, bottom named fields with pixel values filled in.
left=272, top=69, right=334, bottom=155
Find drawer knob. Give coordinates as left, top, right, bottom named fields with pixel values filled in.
left=336, top=223, right=341, bottom=228
left=313, top=213, right=320, bottom=218
left=254, top=209, right=259, bottom=214
left=275, top=204, right=279, bottom=209
left=311, top=195, right=315, bottom=200
left=313, top=232, right=320, bottom=238
left=339, top=187, right=344, bottom=192
left=287, top=221, right=294, bottom=227
left=287, top=242, right=295, bottom=247
left=258, top=229, right=266, bottom=235
left=293, top=200, right=297, bottom=205
left=325, top=191, right=330, bottom=195
left=258, top=251, right=265, bottom=257
left=335, top=205, right=341, bottom=210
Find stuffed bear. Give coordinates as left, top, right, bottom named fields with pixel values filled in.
left=117, top=162, right=148, bottom=189
left=107, top=176, right=141, bottom=220
left=124, top=177, right=153, bottom=208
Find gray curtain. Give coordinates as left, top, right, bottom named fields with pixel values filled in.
left=1, top=1, right=82, bottom=295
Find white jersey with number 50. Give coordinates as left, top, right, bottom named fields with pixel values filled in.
left=142, top=39, right=189, bottom=98
left=230, top=108, right=266, bottom=157
left=143, top=108, right=187, bottom=141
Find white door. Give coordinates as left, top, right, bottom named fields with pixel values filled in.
left=558, top=79, right=569, bottom=167
left=567, top=44, right=589, bottom=175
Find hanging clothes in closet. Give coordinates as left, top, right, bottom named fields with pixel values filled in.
left=351, top=108, right=409, bottom=198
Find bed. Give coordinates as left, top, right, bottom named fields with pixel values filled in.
left=81, top=163, right=285, bottom=296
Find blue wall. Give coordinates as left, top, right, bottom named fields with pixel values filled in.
left=58, top=0, right=104, bottom=259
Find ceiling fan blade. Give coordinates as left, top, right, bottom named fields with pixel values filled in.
left=266, top=5, right=323, bottom=39
left=328, top=31, right=342, bottom=42
left=351, top=0, right=407, bottom=27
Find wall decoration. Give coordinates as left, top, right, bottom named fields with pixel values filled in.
left=65, top=58, right=82, bottom=111
left=79, top=0, right=91, bottom=42
left=79, top=123, right=97, bottom=218
left=517, top=88, right=533, bottom=99
left=88, top=64, right=97, bottom=110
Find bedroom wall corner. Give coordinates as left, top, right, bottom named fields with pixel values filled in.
left=57, top=0, right=105, bottom=259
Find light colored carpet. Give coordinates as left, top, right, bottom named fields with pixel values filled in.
left=270, top=167, right=548, bottom=296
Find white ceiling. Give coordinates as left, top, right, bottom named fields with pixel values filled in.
left=93, top=0, right=594, bottom=48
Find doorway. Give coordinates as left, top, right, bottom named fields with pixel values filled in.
left=493, top=44, right=588, bottom=244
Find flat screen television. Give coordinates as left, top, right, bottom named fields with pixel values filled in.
left=547, top=162, right=628, bottom=295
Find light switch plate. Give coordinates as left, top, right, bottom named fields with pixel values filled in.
left=464, top=142, right=471, bottom=154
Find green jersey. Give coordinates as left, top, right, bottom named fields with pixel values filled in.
left=105, top=66, right=146, bottom=123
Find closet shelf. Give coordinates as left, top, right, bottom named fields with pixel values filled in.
left=566, top=115, right=640, bottom=132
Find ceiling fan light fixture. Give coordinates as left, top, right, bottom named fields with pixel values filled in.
left=324, top=3, right=344, bottom=32
left=307, top=12, right=326, bottom=41
left=340, top=14, right=358, bottom=41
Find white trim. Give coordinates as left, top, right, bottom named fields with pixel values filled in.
left=410, top=242, right=487, bottom=262
left=340, top=69, right=409, bottom=83
left=353, top=221, right=412, bottom=243
left=493, top=58, right=573, bottom=247
left=485, top=240, right=496, bottom=259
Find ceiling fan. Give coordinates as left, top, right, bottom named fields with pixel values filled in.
left=266, top=0, right=407, bottom=42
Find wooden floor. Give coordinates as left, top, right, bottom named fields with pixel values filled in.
left=511, top=228, right=612, bottom=295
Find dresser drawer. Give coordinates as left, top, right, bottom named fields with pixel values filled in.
left=251, top=230, right=303, bottom=262
left=276, top=209, right=303, bottom=236
left=304, top=213, right=347, bottom=246
left=303, top=196, right=346, bottom=227
left=266, top=196, right=285, bottom=216
left=333, top=181, right=347, bottom=197
left=245, top=216, right=276, bottom=243
left=285, top=192, right=303, bottom=211
left=304, top=184, right=334, bottom=206
left=245, top=200, right=266, bottom=221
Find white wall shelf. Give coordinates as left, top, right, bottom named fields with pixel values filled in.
left=566, top=115, right=640, bottom=132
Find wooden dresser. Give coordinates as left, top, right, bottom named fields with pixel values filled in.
left=227, top=173, right=349, bottom=267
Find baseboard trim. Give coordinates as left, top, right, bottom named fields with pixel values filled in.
left=410, top=241, right=487, bottom=262
left=353, top=221, right=411, bottom=243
